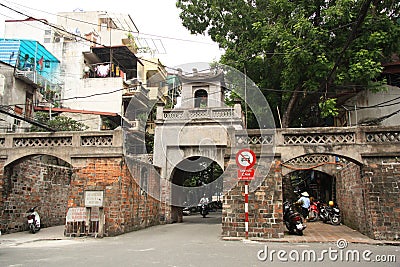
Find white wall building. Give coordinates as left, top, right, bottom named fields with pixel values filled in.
left=343, top=85, right=400, bottom=126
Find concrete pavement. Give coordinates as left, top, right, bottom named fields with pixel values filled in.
left=1, top=217, right=399, bottom=247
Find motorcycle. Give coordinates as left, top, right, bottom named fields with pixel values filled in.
left=199, top=203, right=209, bottom=218
left=27, top=206, right=41, bottom=233
left=308, top=201, right=320, bottom=222
left=283, top=201, right=306, bottom=235
left=318, top=201, right=341, bottom=225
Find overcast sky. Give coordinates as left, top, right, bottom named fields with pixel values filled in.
left=0, top=0, right=223, bottom=69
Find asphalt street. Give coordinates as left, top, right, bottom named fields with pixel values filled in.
left=0, top=211, right=399, bottom=267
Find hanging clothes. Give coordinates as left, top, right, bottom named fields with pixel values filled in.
left=95, top=64, right=110, bottom=77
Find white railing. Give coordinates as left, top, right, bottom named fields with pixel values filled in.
left=162, top=107, right=239, bottom=121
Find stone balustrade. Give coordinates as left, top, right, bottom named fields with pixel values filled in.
left=0, top=130, right=123, bottom=165
left=161, top=107, right=240, bottom=121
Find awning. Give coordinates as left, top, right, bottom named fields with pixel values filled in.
left=91, top=45, right=142, bottom=72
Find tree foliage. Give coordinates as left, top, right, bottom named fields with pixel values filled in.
left=177, top=0, right=400, bottom=127
left=31, top=112, right=89, bottom=132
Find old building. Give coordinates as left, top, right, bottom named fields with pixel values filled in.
left=3, top=11, right=168, bottom=132
left=0, top=39, right=62, bottom=132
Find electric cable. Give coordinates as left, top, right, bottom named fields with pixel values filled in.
left=1, top=0, right=216, bottom=45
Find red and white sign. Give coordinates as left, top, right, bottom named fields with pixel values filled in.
left=238, top=169, right=255, bottom=180
left=235, top=149, right=256, bottom=170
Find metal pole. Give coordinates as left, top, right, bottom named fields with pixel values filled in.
left=277, top=106, right=282, bottom=128
left=354, top=104, right=357, bottom=126
left=245, top=181, right=249, bottom=239
left=244, top=68, right=247, bottom=128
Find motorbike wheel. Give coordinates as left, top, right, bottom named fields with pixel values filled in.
left=29, top=224, right=36, bottom=234
left=296, top=229, right=303, bottom=236
left=331, top=215, right=341, bottom=225
left=285, top=222, right=294, bottom=234
left=202, top=213, right=206, bottom=218
left=308, top=211, right=318, bottom=222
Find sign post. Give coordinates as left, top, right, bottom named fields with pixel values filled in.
left=236, top=149, right=256, bottom=239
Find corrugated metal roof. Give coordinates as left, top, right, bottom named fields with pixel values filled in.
left=0, top=39, right=60, bottom=67
left=0, top=39, right=61, bottom=85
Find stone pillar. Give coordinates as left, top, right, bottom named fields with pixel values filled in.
left=359, top=157, right=400, bottom=241
left=222, top=158, right=284, bottom=239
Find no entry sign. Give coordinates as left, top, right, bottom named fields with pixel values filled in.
left=235, top=149, right=256, bottom=169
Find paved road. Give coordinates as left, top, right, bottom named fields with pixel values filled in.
left=0, top=211, right=399, bottom=267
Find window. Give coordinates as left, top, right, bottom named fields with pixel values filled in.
left=194, top=89, right=208, bottom=108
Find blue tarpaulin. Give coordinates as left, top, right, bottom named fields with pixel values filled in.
left=0, top=39, right=60, bottom=83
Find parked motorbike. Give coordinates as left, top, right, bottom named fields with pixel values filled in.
left=199, top=203, right=209, bottom=218
left=308, top=201, right=320, bottom=222
left=27, top=206, right=41, bottom=233
left=283, top=201, right=306, bottom=235
left=318, top=201, right=341, bottom=225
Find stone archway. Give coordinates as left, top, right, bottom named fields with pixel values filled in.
left=0, top=154, right=73, bottom=233
left=168, top=156, right=224, bottom=223
left=281, top=153, right=371, bottom=237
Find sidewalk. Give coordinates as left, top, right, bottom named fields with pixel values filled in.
left=227, top=221, right=400, bottom=245
left=0, top=225, right=66, bottom=247
left=264, top=221, right=390, bottom=244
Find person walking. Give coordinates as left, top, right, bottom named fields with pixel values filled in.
left=297, top=192, right=311, bottom=222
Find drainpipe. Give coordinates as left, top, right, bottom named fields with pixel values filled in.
left=354, top=104, right=358, bottom=126
left=342, top=105, right=351, bottom=127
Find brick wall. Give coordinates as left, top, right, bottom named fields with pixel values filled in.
left=70, top=157, right=162, bottom=236
left=361, top=158, right=400, bottom=241
left=336, top=162, right=370, bottom=235
left=337, top=158, right=400, bottom=241
left=222, top=159, right=284, bottom=239
left=0, top=156, right=71, bottom=233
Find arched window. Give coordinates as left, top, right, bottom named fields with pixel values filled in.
left=194, top=89, right=208, bottom=108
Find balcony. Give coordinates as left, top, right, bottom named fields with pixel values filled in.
left=14, top=68, right=61, bottom=92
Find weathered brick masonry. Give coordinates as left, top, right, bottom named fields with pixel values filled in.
left=0, top=156, right=71, bottom=233
left=337, top=158, right=400, bottom=241
left=362, top=158, right=400, bottom=241
left=70, top=157, right=161, bottom=236
left=336, top=162, right=369, bottom=235
left=222, top=159, right=284, bottom=239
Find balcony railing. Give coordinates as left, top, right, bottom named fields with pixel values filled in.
left=14, top=68, right=61, bottom=92
left=123, top=85, right=149, bottom=98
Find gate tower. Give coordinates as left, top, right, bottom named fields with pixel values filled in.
left=153, top=68, right=244, bottom=215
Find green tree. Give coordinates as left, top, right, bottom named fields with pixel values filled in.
left=177, top=0, right=400, bottom=127
left=31, top=112, right=89, bottom=132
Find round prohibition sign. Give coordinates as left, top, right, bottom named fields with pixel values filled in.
left=235, top=149, right=256, bottom=169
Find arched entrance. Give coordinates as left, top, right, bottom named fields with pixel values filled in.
left=169, top=156, right=223, bottom=223
left=0, top=154, right=73, bottom=233
left=281, top=153, right=370, bottom=236
left=284, top=170, right=335, bottom=204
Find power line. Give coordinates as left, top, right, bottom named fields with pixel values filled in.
left=1, top=0, right=216, bottom=45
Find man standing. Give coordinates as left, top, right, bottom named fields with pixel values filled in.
left=297, top=192, right=311, bottom=222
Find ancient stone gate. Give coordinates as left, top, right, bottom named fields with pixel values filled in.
left=0, top=125, right=398, bottom=240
